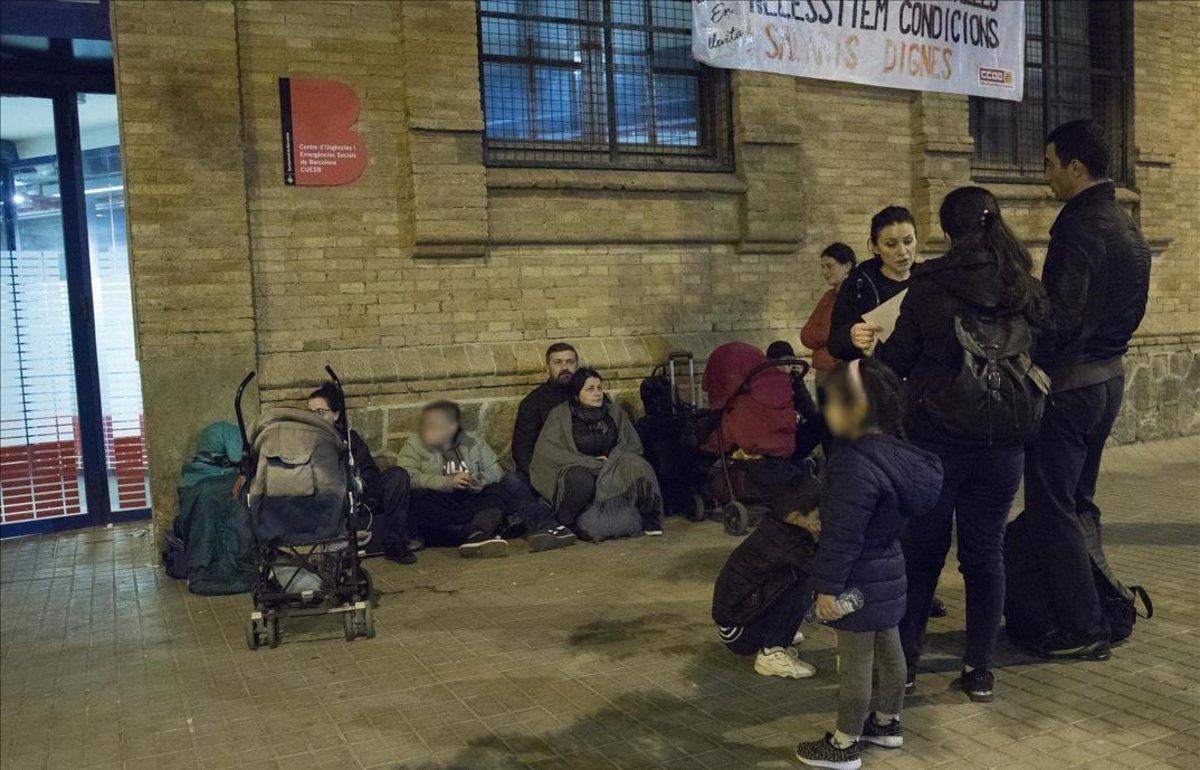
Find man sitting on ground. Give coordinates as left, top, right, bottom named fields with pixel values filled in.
left=308, top=383, right=416, bottom=565
left=712, top=477, right=821, bottom=679
left=398, top=400, right=526, bottom=558
left=502, top=341, right=582, bottom=547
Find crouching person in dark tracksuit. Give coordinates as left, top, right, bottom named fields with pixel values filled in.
left=712, top=478, right=822, bottom=680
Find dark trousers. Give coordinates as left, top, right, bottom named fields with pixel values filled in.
left=556, top=466, right=596, bottom=527
left=1022, top=376, right=1124, bottom=640
left=409, top=487, right=507, bottom=546
left=900, top=443, right=1023, bottom=670
left=719, top=586, right=811, bottom=655
left=365, top=466, right=415, bottom=550
left=494, top=473, right=556, bottom=532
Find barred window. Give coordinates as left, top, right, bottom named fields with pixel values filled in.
left=969, top=0, right=1132, bottom=183
left=477, top=0, right=732, bottom=171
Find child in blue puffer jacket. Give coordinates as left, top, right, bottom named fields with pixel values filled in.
left=795, top=358, right=943, bottom=770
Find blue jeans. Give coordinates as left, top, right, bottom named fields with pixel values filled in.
left=899, top=443, right=1023, bottom=670
left=494, top=473, right=557, bottom=532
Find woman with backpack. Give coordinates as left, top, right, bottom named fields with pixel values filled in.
left=879, top=187, right=1049, bottom=703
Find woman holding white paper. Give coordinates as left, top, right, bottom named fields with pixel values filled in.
left=878, top=187, right=1049, bottom=705
left=827, top=206, right=918, bottom=361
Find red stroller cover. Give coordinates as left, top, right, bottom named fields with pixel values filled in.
left=702, top=342, right=796, bottom=458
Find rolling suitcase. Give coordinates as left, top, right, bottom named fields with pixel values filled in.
left=636, top=352, right=714, bottom=521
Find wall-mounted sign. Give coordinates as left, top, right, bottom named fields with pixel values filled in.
left=692, top=0, right=1024, bottom=101
left=279, top=77, right=367, bottom=186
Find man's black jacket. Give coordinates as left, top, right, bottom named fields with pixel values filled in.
left=511, top=380, right=570, bottom=475
left=1035, top=181, right=1150, bottom=391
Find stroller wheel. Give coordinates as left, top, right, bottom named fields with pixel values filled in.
left=266, top=616, right=280, bottom=649
left=363, top=604, right=376, bottom=639
left=245, top=618, right=260, bottom=651
left=687, top=493, right=708, bottom=523
left=723, top=501, right=750, bottom=537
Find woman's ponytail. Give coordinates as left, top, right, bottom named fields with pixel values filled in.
left=939, top=186, right=1045, bottom=317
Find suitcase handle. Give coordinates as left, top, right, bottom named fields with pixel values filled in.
left=666, top=352, right=698, bottom=410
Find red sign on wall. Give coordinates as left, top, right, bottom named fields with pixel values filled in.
left=279, top=77, right=367, bottom=186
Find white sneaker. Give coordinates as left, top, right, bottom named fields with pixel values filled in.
left=754, top=647, right=817, bottom=679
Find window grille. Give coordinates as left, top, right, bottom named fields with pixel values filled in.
left=970, top=0, right=1131, bottom=183
left=477, top=0, right=733, bottom=171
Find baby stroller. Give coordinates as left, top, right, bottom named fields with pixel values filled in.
left=636, top=351, right=718, bottom=521
left=235, top=367, right=374, bottom=649
left=701, top=342, right=816, bottom=536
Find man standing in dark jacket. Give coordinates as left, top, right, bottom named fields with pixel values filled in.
left=1024, top=119, right=1151, bottom=657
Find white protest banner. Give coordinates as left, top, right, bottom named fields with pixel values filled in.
left=692, top=0, right=1024, bottom=101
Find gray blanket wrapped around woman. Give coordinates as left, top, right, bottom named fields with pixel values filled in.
left=529, top=401, right=663, bottom=540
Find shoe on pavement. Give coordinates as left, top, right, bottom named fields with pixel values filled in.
left=1037, top=630, right=1111, bottom=660
left=754, top=647, right=816, bottom=679
left=959, top=667, right=994, bottom=703
left=795, top=733, right=861, bottom=770
left=859, top=712, right=903, bottom=748
left=458, top=532, right=508, bottom=558
left=383, top=543, right=417, bottom=565
left=792, top=628, right=805, bottom=645
left=528, top=525, right=576, bottom=552
left=904, top=666, right=917, bottom=696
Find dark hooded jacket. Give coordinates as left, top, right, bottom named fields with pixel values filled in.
left=828, top=257, right=911, bottom=362
left=810, top=434, right=943, bottom=632
left=1034, top=181, right=1151, bottom=391
left=512, top=380, right=571, bottom=476
left=878, top=248, right=1048, bottom=446
left=711, top=513, right=818, bottom=627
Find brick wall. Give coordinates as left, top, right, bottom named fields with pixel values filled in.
left=109, top=0, right=1200, bottom=531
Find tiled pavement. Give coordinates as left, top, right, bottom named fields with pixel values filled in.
left=1, top=437, right=1198, bottom=769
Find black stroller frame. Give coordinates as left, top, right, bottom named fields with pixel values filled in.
left=711, top=357, right=817, bottom=536
left=235, top=366, right=374, bottom=649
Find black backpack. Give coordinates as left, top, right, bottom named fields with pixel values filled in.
left=921, top=311, right=1050, bottom=446
left=1005, top=511, right=1153, bottom=652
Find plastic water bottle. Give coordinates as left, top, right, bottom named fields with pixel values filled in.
left=805, top=588, right=865, bottom=623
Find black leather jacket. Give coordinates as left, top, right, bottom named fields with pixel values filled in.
left=1034, top=182, right=1151, bottom=391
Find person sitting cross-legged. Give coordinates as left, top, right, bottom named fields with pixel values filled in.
left=712, top=478, right=821, bottom=679
left=530, top=368, right=664, bottom=540
left=397, top=401, right=512, bottom=558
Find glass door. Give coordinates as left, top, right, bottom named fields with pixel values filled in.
left=0, top=95, right=89, bottom=528
left=0, top=85, right=149, bottom=536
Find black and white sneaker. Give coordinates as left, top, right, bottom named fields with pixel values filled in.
left=795, top=733, right=861, bottom=770
left=1037, top=631, right=1112, bottom=660
left=528, top=525, right=576, bottom=552
left=904, top=666, right=917, bottom=696
left=458, top=532, right=508, bottom=559
left=860, top=713, right=903, bottom=748
left=959, top=667, right=995, bottom=703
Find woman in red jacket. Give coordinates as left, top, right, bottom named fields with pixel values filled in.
left=801, top=243, right=857, bottom=385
